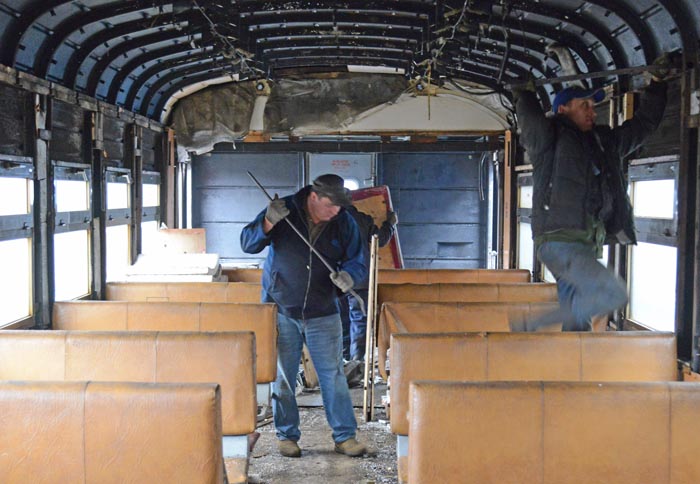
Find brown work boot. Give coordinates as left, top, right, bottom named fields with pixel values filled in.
left=278, top=439, right=301, bottom=458
left=334, top=437, right=367, bottom=457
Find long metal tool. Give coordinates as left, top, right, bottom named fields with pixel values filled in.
left=247, top=171, right=366, bottom=316
left=505, top=64, right=677, bottom=90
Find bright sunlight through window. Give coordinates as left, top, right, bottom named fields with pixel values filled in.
left=54, top=230, right=90, bottom=301
left=0, top=238, right=32, bottom=325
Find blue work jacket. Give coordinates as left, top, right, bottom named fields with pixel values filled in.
left=240, top=186, right=367, bottom=319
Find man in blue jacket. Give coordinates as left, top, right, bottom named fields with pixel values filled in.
left=240, top=174, right=368, bottom=458
left=511, top=55, right=669, bottom=331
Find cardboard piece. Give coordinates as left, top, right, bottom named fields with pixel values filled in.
left=351, top=186, right=403, bottom=269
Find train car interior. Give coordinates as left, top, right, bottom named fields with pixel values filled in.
left=1, top=1, right=699, bottom=483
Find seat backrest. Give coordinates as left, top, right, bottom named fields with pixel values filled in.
left=221, top=268, right=263, bottom=282
left=376, top=282, right=557, bottom=308
left=106, top=282, right=261, bottom=303
left=408, top=380, right=700, bottom=484
left=0, top=380, right=223, bottom=484
left=0, top=330, right=256, bottom=435
left=390, top=331, right=678, bottom=435
left=376, top=301, right=558, bottom=380
left=378, top=269, right=531, bottom=284
left=53, top=301, right=277, bottom=383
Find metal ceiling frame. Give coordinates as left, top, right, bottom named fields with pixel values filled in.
left=0, top=0, right=696, bottom=120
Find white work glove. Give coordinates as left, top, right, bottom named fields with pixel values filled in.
left=330, top=270, right=354, bottom=293
left=265, top=194, right=289, bottom=227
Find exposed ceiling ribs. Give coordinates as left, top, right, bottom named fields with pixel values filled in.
left=0, top=0, right=696, bottom=121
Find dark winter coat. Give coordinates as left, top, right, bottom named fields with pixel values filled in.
left=240, top=186, right=367, bottom=320
left=516, top=80, right=667, bottom=246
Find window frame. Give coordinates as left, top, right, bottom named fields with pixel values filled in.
left=624, top=157, right=679, bottom=331
left=0, top=155, right=35, bottom=328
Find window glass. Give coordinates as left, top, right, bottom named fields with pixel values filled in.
left=54, top=230, right=90, bottom=301
left=518, top=222, right=533, bottom=272
left=107, top=181, right=129, bottom=210
left=0, top=238, right=32, bottom=325
left=55, top=179, right=89, bottom=212
left=344, top=178, right=360, bottom=191
left=143, top=183, right=159, bottom=207
left=0, top=177, right=31, bottom=215
left=519, top=185, right=533, bottom=209
left=632, top=179, right=674, bottom=219
left=141, top=220, right=159, bottom=255
left=629, top=242, right=677, bottom=331
left=543, top=265, right=555, bottom=283
left=106, top=224, right=130, bottom=281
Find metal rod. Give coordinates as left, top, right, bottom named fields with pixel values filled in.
left=505, top=64, right=666, bottom=90
left=247, top=170, right=367, bottom=315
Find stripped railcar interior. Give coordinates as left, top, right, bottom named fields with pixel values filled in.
left=1, top=1, right=700, bottom=483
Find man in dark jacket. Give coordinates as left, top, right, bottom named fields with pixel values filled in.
left=511, top=57, right=669, bottom=331
left=240, top=174, right=368, bottom=458
left=343, top=205, right=396, bottom=361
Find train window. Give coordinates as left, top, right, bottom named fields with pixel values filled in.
left=140, top=220, right=159, bottom=255
left=0, top=177, right=32, bottom=215
left=519, top=185, right=532, bottom=209
left=627, top=162, right=678, bottom=331
left=54, top=230, right=90, bottom=301
left=516, top=175, right=534, bottom=273
left=632, top=180, right=674, bottom=219
left=628, top=242, right=677, bottom=331
left=141, top=174, right=161, bottom=256
left=517, top=222, right=533, bottom=272
left=0, top=238, right=32, bottom=325
left=53, top=166, right=92, bottom=301
left=107, top=180, right=129, bottom=210
left=55, top=179, right=88, bottom=212
left=143, top=183, right=159, bottom=207
left=105, top=224, right=130, bottom=281
left=344, top=178, right=360, bottom=191
left=105, top=173, right=132, bottom=281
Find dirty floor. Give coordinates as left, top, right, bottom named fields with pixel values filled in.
left=228, top=384, right=398, bottom=484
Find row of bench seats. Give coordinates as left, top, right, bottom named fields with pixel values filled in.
left=390, top=331, right=700, bottom=483
left=0, top=381, right=224, bottom=483
left=13, top=285, right=282, bottom=483
left=410, top=380, right=700, bottom=483
left=0, top=330, right=256, bottom=483
left=222, top=267, right=531, bottom=284
left=53, top=300, right=277, bottom=388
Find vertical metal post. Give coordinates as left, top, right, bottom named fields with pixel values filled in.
left=363, top=234, right=379, bottom=422
left=161, top=128, right=176, bottom=229
left=31, top=93, right=53, bottom=328
left=677, top=63, right=698, bottom=365
left=89, top=111, right=105, bottom=299
left=501, top=130, right=516, bottom=269
left=127, top=124, right=143, bottom=263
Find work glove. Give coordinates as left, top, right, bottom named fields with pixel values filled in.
left=386, top=211, right=398, bottom=226
left=330, top=270, right=354, bottom=293
left=650, top=53, right=672, bottom=82
left=511, top=74, right=536, bottom=103
left=265, top=194, right=289, bottom=227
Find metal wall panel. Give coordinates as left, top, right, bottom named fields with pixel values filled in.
left=0, top=83, right=27, bottom=156
left=380, top=152, right=488, bottom=268
left=50, top=100, right=84, bottom=163
left=192, top=151, right=302, bottom=264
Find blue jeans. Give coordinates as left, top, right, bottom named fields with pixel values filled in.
left=348, top=289, right=369, bottom=360
left=530, top=241, right=628, bottom=331
left=273, top=312, right=357, bottom=443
